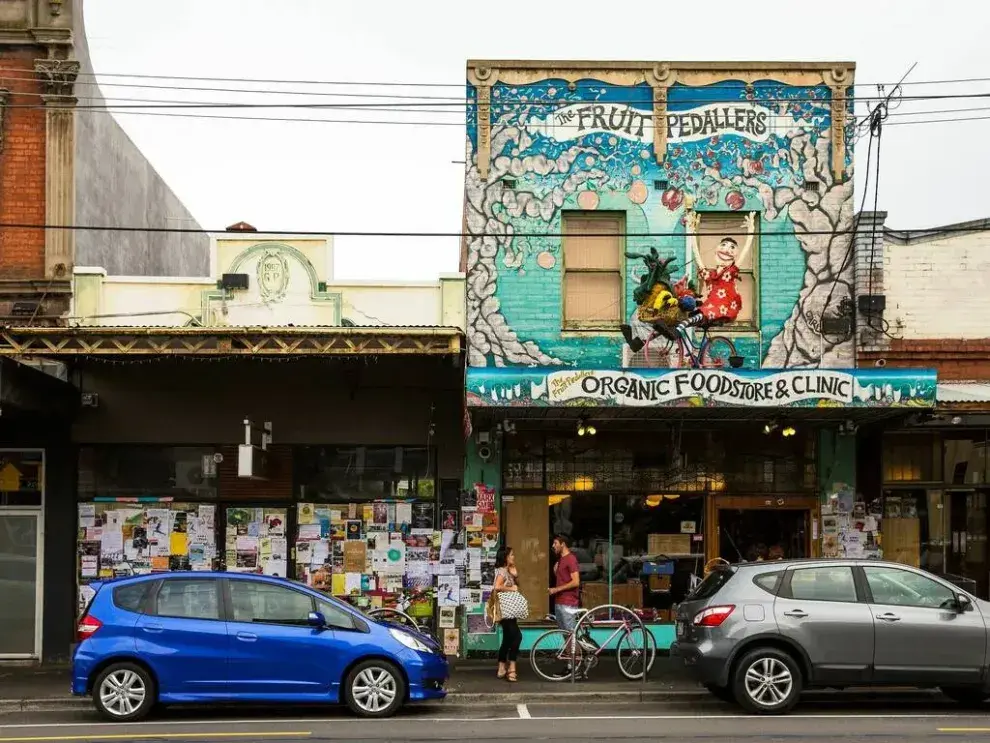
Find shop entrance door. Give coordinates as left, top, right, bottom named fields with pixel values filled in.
left=946, top=489, right=989, bottom=599
left=706, top=495, right=819, bottom=563
left=0, top=510, right=43, bottom=658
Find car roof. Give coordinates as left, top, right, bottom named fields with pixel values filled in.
left=730, top=558, right=926, bottom=571
left=98, top=572, right=296, bottom=585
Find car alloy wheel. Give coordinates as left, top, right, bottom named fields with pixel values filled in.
left=732, top=647, right=802, bottom=714
left=345, top=661, right=405, bottom=718
left=93, top=663, right=155, bottom=721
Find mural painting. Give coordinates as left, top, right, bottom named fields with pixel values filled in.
left=463, top=67, right=855, bottom=370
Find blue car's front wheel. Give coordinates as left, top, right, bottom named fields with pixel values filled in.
left=344, top=659, right=406, bottom=718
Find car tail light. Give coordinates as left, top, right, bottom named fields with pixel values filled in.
left=77, top=615, right=102, bottom=643
left=693, top=605, right=735, bottom=627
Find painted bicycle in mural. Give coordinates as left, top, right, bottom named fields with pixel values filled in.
left=620, top=211, right=754, bottom=370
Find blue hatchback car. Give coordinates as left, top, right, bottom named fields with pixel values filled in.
left=72, top=572, right=448, bottom=721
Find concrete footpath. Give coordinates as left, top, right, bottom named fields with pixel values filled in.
left=0, top=659, right=705, bottom=712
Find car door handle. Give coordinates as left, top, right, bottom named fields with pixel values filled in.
left=783, top=610, right=808, bottom=618
left=876, top=612, right=901, bottom=622
left=236, top=632, right=258, bottom=642
left=141, top=624, right=164, bottom=634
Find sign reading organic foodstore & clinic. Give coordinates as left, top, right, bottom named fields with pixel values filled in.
left=465, top=368, right=937, bottom=409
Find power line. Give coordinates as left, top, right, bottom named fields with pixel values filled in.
left=0, top=221, right=984, bottom=239
left=5, top=68, right=990, bottom=107
left=51, top=106, right=990, bottom=129
left=28, top=67, right=990, bottom=89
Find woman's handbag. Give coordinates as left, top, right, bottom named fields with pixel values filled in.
left=484, top=590, right=502, bottom=627
left=497, top=589, right=530, bottom=621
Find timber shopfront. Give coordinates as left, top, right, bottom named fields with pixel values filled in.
left=462, top=366, right=937, bottom=653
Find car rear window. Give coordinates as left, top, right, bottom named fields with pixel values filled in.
left=113, top=582, right=151, bottom=614
left=689, top=567, right=735, bottom=600
left=753, top=571, right=783, bottom=596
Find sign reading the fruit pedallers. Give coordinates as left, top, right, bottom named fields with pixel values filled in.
left=465, top=367, right=938, bottom=410
left=525, top=102, right=776, bottom=146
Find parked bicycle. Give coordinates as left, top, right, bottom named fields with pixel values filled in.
left=529, top=605, right=656, bottom=682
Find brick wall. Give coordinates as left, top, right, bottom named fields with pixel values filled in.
left=0, top=49, right=47, bottom=279
left=217, top=444, right=294, bottom=501
left=856, top=215, right=990, bottom=380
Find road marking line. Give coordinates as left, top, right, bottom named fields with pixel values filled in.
left=938, top=729, right=990, bottom=733
left=0, top=711, right=972, bottom=730
left=517, top=703, right=531, bottom=719
left=0, top=733, right=310, bottom=742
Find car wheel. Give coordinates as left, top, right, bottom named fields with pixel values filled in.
left=704, top=683, right=735, bottom=703
left=942, top=687, right=990, bottom=707
left=732, top=647, right=802, bottom=715
left=93, top=662, right=156, bottom=722
left=344, top=659, right=406, bottom=718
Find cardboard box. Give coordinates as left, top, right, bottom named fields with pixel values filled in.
left=648, top=533, right=691, bottom=555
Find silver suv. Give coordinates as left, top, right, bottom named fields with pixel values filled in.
left=671, top=559, right=990, bottom=714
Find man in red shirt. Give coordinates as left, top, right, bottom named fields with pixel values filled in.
left=550, top=534, right=581, bottom=633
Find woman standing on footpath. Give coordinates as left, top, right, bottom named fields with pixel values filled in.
left=494, top=546, right=523, bottom=682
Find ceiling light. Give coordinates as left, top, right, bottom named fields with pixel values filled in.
left=782, top=426, right=796, bottom=438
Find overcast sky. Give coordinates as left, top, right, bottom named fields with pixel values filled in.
left=82, top=0, right=990, bottom=280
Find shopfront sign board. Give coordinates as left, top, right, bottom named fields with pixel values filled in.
left=465, top=367, right=937, bottom=409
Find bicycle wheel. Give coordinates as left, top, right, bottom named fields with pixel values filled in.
left=616, top=627, right=657, bottom=680
left=530, top=629, right=583, bottom=682
left=701, top=336, right=737, bottom=369
left=644, top=332, right=674, bottom=368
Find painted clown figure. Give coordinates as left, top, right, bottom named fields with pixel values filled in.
left=675, top=210, right=756, bottom=333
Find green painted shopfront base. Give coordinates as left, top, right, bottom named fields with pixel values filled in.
left=463, top=622, right=676, bottom=654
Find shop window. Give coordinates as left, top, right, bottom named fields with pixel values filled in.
left=883, top=434, right=939, bottom=483
left=863, top=565, right=955, bottom=609
left=786, top=566, right=857, bottom=603
left=294, top=446, right=434, bottom=502
left=153, top=579, right=221, bottom=620
left=562, top=212, right=623, bottom=330
left=0, top=450, right=43, bottom=507
left=540, top=492, right=703, bottom=619
left=944, top=432, right=989, bottom=485
left=693, top=212, right=758, bottom=329
left=78, top=447, right=219, bottom=499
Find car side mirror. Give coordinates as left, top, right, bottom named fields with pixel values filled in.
left=307, top=611, right=327, bottom=628
left=956, top=594, right=973, bottom=613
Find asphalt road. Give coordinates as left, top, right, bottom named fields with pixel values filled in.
left=3, top=699, right=990, bottom=742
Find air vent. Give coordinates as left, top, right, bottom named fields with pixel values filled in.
left=502, top=179, right=516, bottom=190
left=804, top=180, right=822, bottom=193
left=654, top=180, right=669, bottom=191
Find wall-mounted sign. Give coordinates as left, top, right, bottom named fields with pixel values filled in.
left=525, top=102, right=780, bottom=147
left=466, top=367, right=937, bottom=409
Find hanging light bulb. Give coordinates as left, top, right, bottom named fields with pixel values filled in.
left=577, top=423, right=586, bottom=436
left=782, top=426, right=796, bottom=438
left=586, top=424, right=597, bottom=436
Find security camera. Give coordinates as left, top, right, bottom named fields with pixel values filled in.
left=477, top=444, right=493, bottom=462
left=874, top=358, right=886, bottom=368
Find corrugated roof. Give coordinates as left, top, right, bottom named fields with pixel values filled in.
left=937, top=383, right=990, bottom=403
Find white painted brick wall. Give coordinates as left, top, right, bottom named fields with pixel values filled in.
left=885, top=231, right=990, bottom=339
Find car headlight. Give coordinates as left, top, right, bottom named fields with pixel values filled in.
left=389, top=627, right=431, bottom=653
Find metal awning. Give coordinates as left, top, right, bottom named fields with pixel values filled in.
left=0, top=326, right=462, bottom=358
left=938, top=383, right=990, bottom=404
